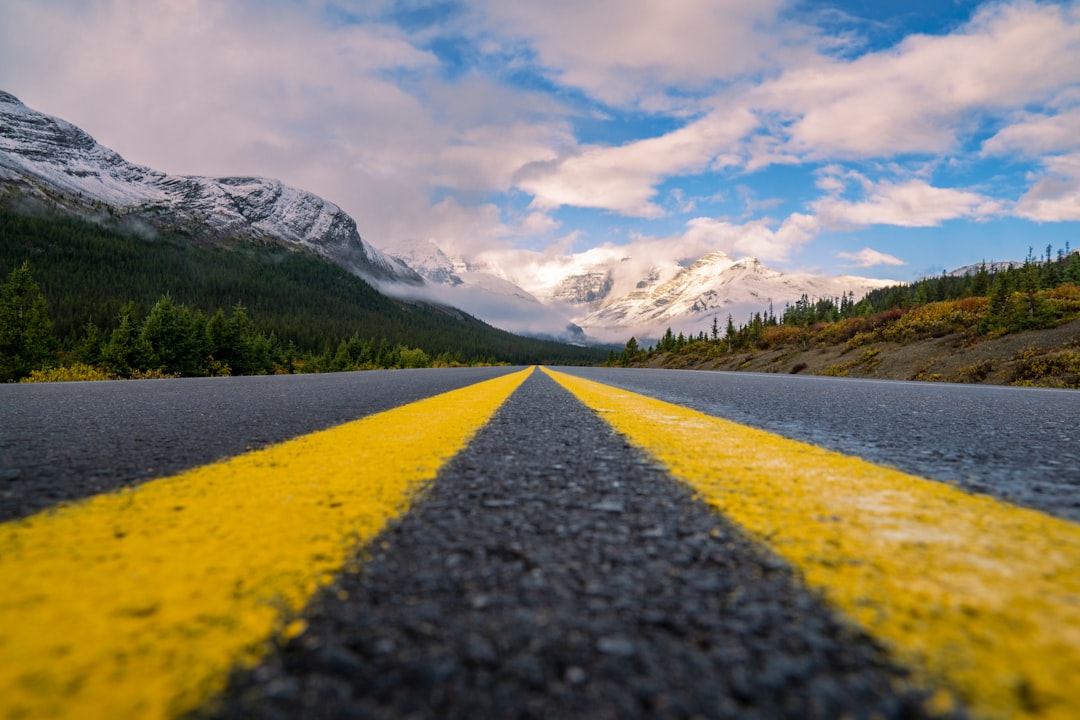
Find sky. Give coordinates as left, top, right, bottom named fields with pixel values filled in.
left=1, top=0, right=1079, bottom=282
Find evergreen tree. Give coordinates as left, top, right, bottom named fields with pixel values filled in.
left=73, top=320, right=105, bottom=366
left=0, top=262, right=59, bottom=381
left=141, top=295, right=200, bottom=375
left=102, top=302, right=151, bottom=376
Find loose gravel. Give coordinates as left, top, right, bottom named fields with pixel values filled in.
left=202, top=371, right=956, bottom=719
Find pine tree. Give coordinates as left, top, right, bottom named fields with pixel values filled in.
left=0, top=262, right=59, bottom=381
left=102, top=302, right=151, bottom=376
left=141, top=295, right=199, bottom=375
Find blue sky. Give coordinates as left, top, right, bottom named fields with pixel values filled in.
left=2, top=0, right=1078, bottom=282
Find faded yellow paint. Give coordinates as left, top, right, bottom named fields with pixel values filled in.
left=544, top=367, right=1080, bottom=720
left=0, top=367, right=532, bottom=720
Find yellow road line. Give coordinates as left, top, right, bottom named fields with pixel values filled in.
left=0, top=367, right=532, bottom=720
left=544, top=368, right=1080, bottom=720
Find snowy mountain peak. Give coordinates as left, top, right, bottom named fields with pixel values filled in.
left=388, top=239, right=463, bottom=286
left=0, top=91, right=420, bottom=286
left=559, top=249, right=892, bottom=342
left=550, top=269, right=614, bottom=305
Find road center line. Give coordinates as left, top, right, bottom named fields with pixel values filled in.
left=544, top=367, right=1080, bottom=720
left=0, top=367, right=531, bottom=720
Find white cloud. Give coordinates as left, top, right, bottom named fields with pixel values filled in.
left=812, top=179, right=1001, bottom=228
left=753, top=1, right=1080, bottom=160
left=838, top=248, right=908, bottom=267
left=515, top=107, right=758, bottom=217
left=983, top=107, right=1080, bottom=156
left=1015, top=152, right=1080, bottom=222
left=679, top=213, right=820, bottom=262
left=503, top=1, right=1080, bottom=217
left=473, top=0, right=794, bottom=110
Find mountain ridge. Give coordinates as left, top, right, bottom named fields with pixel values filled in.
left=0, top=91, right=419, bottom=287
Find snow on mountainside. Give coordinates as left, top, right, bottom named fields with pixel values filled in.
left=0, top=91, right=420, bottom=286
left=504, top=250, right=894, bottom=343
left=391, top=235, right=895, bottom=343
left=387, top=239, right=585, bottom=343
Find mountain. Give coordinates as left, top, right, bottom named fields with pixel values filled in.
left=386, top=239, right=586, bottom=343
left=0, top=91, right=419, bottom=286
left=495, top=250, right=894, bottom=343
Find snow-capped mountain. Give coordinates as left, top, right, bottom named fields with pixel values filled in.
left=577, top=252, right=891, bottom=337
left=0, top=91, right=419, bottom=286
left=386, top=239, right=585, bottom=343
left=491, top=249, right=894, bottom=343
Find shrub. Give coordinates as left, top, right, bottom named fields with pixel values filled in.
left=1010, top=349, right=1080, bottom=388
left=881, top=298, right=989, bottom=342
left=20, top=363, right=117, bottom=383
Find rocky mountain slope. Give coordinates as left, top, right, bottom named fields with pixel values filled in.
left=0, top=91, right=419, bottom=286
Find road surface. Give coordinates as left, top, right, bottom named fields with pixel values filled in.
left=1, top=367, right=1078, bottom=719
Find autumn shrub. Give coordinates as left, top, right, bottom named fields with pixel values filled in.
left=1010, top=349, right=1080, bottom=388
left=761, top=324, right=806, bottom=349
left=1045, top=283, right=1080, bottom=316
left=20, top=363, right=117, bottom=382
left=868, top=307, right=906, bottom=328
left=128, top=368, right=181, bottom=380
left=881, top=298, right=989, bottom=342
left=954, top=360, right=994, bottom=383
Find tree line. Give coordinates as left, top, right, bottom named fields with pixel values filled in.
left=0, top=207, right=606, bottom=381
left=0, top=262, right=486, bottom=381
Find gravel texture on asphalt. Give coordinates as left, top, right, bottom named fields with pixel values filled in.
left=202, top=371, right=955, bottom=720
left=0, top=367, right=520, bottom=523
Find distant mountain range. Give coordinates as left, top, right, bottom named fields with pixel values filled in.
left=392, top=242, right=893, bottom=342
left=1, top=91, right=896, bottom=345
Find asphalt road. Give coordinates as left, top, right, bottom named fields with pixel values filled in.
left=206, top=370, right=942, bottom=720
left=3, top=367, right=1078, bottom=718
left=556, top=367, right=1080, bottom=524
left=5, top=365, right=1074, bottom=524
left=0, top=366, right=521, bottom=522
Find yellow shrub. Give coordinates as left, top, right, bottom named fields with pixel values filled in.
left=128, top=368, right=181, bottom=380
left=1045, top=283, right=1080, bottom=316
left=20, top=364, right=117, bottom=383
left=882, top=298, right=989, bottom=341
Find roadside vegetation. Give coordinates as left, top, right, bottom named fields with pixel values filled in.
left=0, top=208, right=605, bottom=381
left=609, top=246, right=1080, bottom=389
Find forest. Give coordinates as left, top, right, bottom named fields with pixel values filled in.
left=0, top=208, right=605, bottom=381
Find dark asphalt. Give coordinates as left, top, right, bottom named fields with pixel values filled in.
left=556, top=367, right=1080, bottom=524
left=0, top=367, right=521, bottom=522
left=202, top=371, right=949, bottom=720
left=4, top=366, right=1073, bottom=717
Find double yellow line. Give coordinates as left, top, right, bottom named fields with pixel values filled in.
left=1, top=366, right=1078, bottom=719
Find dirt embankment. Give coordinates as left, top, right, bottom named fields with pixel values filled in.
left=640, top=319, right=1080, bottom=388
